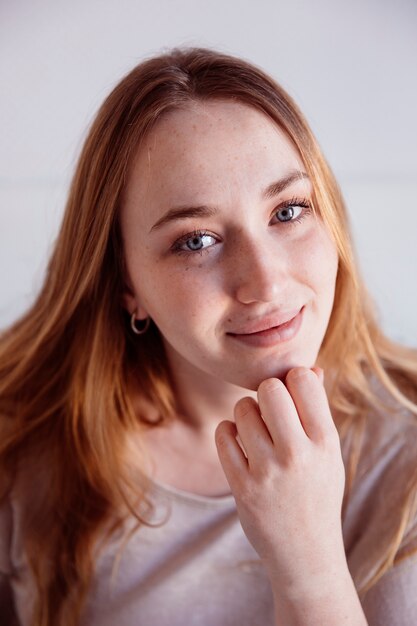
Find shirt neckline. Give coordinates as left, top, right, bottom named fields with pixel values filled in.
left=148, top=475, right=236, bottom=507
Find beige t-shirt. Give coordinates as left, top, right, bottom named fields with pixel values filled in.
left=1, top=395, right=417, bottom=625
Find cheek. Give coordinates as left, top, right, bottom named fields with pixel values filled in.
left=140, top=259, right=220, bottom=324
left=297, top=227, right=338, bottom=294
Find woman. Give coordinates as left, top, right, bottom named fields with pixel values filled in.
left=1, top=47, right=417, bottom=626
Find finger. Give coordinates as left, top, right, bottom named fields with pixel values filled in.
left=284, top=367, right=337, bottom=442
left=215, top=420, right=248, bottom=489
left=256, top=377, right=306, bottom=448
left=233, top=397, right=273, bottom=467
left=311, top=366, right=324, bottom=385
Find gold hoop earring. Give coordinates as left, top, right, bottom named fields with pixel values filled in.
left=130, top=311, right=150, bottom=335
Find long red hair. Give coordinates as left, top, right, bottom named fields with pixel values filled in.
left=1, top=47, right=417, bottom=625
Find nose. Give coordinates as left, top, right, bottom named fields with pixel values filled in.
left=231, top=234, right=289, bottom=304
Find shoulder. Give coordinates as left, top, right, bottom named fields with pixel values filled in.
left=353, top=401, right=417, bottom=489
left=341, top=373, right=417, bottom=485
left=342, top=375, right=417, bottom=581
left=0, top=457, right=47, bottom=578
left=341, top=376, right=417, bottom=623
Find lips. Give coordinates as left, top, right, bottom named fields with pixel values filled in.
left=227, top=306, right=304, bottom=348
left=227, top=307, right=302, bottom=335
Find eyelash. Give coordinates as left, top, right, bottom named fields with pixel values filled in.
left=170, top=197, right=312, bottom=258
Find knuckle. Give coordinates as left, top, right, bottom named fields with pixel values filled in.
left=252, top=454, right=275, bottom=479
left=215, top=422, right=234, bottom=449
left=286, top=367, right=311, bottom=383
left=234, top=397, right=256, bottom=420
left=325, top=428, right=343, bottom=451
left=282, top=449, right=310, bottom=472
left=215, top=431, right=229, bottom=450
left=280, top=445, right=310, bottom=470
left=317, top=421, right=340, bottom=446
left=258, top=377, right=283, bottom=395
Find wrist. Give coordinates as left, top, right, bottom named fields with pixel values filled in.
left=269, top=569, right=367, bottom=626
left=266, top=556, right=354, bottom=602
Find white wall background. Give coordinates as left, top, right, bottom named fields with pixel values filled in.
left=1, top=0, right=416, bottom=346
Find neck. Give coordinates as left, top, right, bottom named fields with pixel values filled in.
left=165, top=348, right=258, bottom=436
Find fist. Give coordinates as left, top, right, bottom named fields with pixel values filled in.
left=215, top=367, right=346, bottom=592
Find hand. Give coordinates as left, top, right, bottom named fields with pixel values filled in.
left=215, top=367, right=347, bottom=597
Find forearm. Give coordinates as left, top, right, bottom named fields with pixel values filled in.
left=270, top=566, right=368, bottom=626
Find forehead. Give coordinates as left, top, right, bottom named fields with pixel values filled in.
left=123, top=100, right=306, bottom=212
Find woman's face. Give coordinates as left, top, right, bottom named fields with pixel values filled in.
left=120, top=100, right=338, bottom=391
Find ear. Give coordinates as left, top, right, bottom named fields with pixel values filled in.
left=121, top=285, right=149, bottom=320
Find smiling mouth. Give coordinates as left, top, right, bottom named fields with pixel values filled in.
left=227, top=307, right=302, bottom=336
left=226, top=306, right=304, bottom=347
left=248, top=316, right=296, bottom=335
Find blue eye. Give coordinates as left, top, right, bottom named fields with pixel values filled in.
left=273, top=198, right=311, bottom=224
left=171, top=197, right=312, bottom=258
left=172, top=230, right=217, bottom=256
left=276, top=205, right=298, bottom=222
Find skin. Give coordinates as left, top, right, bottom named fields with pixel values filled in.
left=121, top=100, right=338, bottom=403
left=119, top=101, right=367, bottom=619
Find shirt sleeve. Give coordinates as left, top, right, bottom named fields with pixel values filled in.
left=343, top=400, right=417, bottom=626
left=360, top=554, right=417, bottom=625
left=361, top=508, right=417, bottom=625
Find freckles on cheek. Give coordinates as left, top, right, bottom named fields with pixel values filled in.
left=299, top=229, right=338, bottom=287
left=172, top=272, right=223, bottom=326
left=155, top=269, right=205, bottom=312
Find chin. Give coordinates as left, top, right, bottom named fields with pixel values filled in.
left=226, top=353, right=319, bottom=391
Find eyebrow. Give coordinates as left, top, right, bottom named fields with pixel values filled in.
left=149, top=170, right=309, bottom=233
